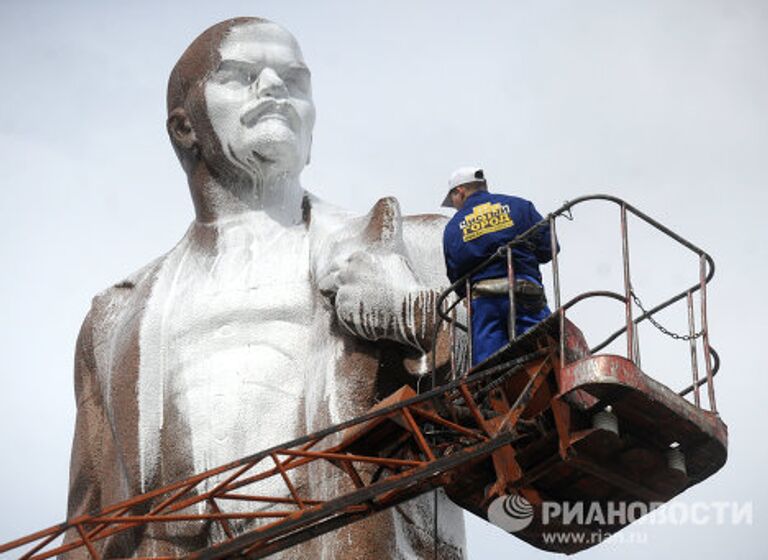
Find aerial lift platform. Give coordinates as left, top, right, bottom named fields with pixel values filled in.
left=0, top=195, right=726, bottom=559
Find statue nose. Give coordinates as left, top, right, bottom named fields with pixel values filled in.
left=255, top=67, right=288, bottom=98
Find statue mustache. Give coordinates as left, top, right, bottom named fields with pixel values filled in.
left=240, top=98, right=302, bottom=131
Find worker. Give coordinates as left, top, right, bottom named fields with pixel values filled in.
left=441, top=167, right=556, bottom=365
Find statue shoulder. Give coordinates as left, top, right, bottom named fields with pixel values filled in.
left=403, top=212, right=448, bottom=232
left=107, top=256, right=165, bottom=292
left=402, top=213, right=450, bottom=286
left=303, top=191, right=355, bottom=228
left=85, top=256, right=165, bottom=335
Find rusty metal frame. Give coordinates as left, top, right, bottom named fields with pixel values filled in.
left=506, top=245, right=517, bottom=343
left=0, top=350, right=548, bottom=560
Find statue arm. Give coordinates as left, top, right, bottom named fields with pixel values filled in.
left=63, top=308, right=115, bottom=545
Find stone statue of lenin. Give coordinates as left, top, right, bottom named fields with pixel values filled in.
left=64, top=17, right=466, bottom=559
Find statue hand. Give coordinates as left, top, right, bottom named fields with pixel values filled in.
left=318, top=197, right=433, bottom=351
left=333, top=249, right=424, bottom=343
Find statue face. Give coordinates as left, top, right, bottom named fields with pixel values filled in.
left=204, top=22, right=315, bottom=177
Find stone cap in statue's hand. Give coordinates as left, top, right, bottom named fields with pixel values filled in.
left=317, top=197, right=409, bottom=297
left=318, top=197, right=435, bottom=352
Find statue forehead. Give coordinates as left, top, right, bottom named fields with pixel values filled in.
left=219, top=21, right=306, bottom=64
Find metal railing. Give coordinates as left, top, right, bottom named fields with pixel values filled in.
left=432, top=194, right=720, bottom=413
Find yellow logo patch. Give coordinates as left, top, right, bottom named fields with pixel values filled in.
left=459, top=202, right=514, bottom=242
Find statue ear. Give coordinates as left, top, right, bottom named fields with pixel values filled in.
left=167, top=108, right=198, bottom=152
left=305, top=132, right=313, bottom=165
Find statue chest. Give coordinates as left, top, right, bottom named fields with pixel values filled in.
left=137, top=222, right=322, bottom=475
left=160, top=225, right=314, bottom=373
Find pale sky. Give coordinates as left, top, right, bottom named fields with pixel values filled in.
left=0, top=1, right=765, bottom=558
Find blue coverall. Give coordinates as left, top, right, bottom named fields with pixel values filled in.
left=443, top=190, right=556, bottom=365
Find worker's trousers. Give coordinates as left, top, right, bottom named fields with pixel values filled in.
left=470, top=294, right=551, bottom=366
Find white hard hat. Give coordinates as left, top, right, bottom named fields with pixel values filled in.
left=441, top=166, right=486, bottom=207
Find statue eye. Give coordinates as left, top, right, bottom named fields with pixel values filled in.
left=283, top=68, right=311, bottom=95
left=215, top=63, right=258, bottom=86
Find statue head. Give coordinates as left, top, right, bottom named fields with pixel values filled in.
left=167, top=18, right=315, bottom=193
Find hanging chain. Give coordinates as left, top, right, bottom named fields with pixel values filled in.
left=630, top=290, right=703, bottom=341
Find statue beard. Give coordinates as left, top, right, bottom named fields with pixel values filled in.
left=225, top=120, right=305, bottom=187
